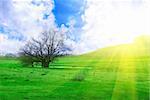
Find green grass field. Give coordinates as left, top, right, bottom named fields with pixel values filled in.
left=0, top=40, right=150, bottom=100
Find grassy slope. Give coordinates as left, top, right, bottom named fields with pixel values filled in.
left=0, top=39, right=150, bottom=100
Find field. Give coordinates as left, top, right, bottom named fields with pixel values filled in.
left=0, top=41, right=150, bottom=100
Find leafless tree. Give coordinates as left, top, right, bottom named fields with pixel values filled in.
left=20, top=29, right=72, bottom=68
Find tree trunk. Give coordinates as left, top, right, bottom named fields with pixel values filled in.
left=42, top=60, right=49, bottom=68
left=31, top=62, right=34, bottom=67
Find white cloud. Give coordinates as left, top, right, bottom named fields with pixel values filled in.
left=11, top=0, right=56, bottom=38
left=0, top=34, right=7, bottom=42
left=0, top=33, right=22, bottom=54
left=0, top=0, right=56, bottom=54
left=75, top=0, right=150, bottom=54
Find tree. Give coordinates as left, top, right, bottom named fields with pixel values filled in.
left=20, top=29, right=72, bottom=68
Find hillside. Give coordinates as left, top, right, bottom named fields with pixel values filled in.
left=53, top=35, right=150, bottom=68
left=0, top=36, right=150, bottom=100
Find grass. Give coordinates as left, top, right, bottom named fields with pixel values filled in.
left=0, top=40, right=150, bottom=100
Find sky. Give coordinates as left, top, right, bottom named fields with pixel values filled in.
left=0, top=0, right=150, bottom=54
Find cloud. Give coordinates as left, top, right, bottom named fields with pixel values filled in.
left=0, top=33, right=23, bottom=54
left=0, top=0, right=56, bottom=54
left=0, top=34, right=6, bottom=42
left=74, top=0, right=150, bottom=54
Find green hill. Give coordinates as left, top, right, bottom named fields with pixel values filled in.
left=0, top=36, right=150, bottom=100
left=54, top=35, right=150, bottom=68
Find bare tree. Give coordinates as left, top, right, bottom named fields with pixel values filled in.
left=20, top=29, right=72, bottom=68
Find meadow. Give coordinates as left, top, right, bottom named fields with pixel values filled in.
left=0, top=40, right=150, bottom=100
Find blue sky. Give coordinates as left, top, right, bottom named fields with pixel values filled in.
left=52, top=0, right=86, bottom=42
left=53, top=0, right=85, bottom=27
left=0, top=0, right=150, bottom=54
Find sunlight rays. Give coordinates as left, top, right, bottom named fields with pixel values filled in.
left=111, top=46, right=138, bottom=100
